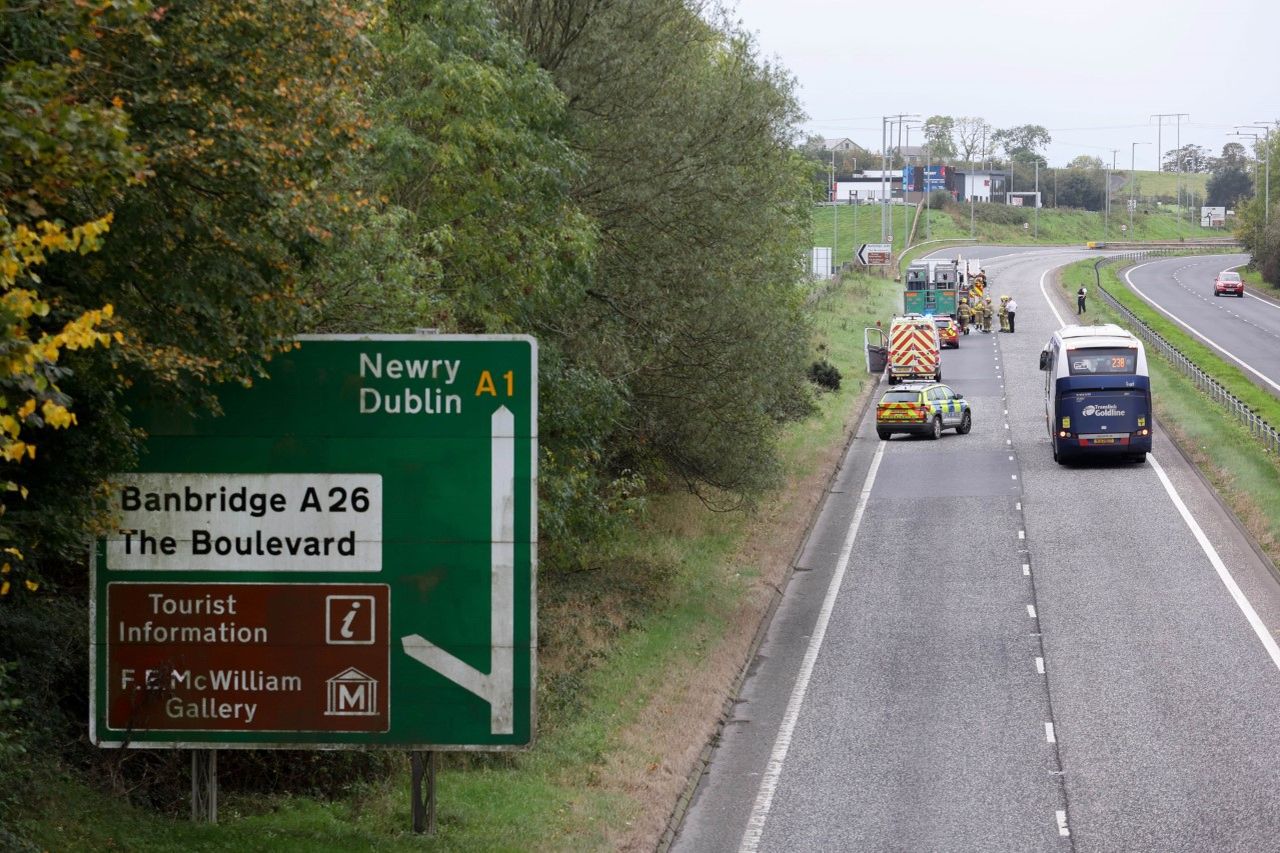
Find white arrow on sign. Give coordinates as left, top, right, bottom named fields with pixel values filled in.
left=401, top=405, right=515, bottom=735
left=857, top=243, right=892, bottom=265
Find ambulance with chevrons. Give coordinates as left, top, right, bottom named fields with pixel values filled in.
left=885, top=313, right=942, bottom=385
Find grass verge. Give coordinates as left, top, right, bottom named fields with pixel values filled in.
left=5, top=274, right=903, bottom=852
left=1057, top=260, right=1280, bottom=562
left=1081, top=260, right=1280, bottom=430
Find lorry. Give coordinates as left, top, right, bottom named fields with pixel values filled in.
left=903, top=258, right=961, bottom=318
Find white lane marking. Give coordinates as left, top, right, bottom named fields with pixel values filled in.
left=1009, top=455, right=1015, bottom=461
left=1035, top=656, right=1045, bottom=674
left=1023, top=564, right=1031, bottom=576
left=1027, top=604, right=1037, bottom=618
left=1149, top=454, right=1280, bottom=673
left=1045, top=722, right=1056, bottom=743
left=1057, top=811, right=1071, bottom=837
left=1012, top=474, right=1018, bottom=480
left=739, top=441, right=887, bottom=852
left=1125, top=263, right=1280, bottom=394
left=1016, top=502, right=1022, bottom=510
left=1040, top=268, right=1066, bottom=326
left=1018, top=530, right=1026, bottom=539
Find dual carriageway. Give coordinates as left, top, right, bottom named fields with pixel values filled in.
left=672, top=247, right=1280, bottom=852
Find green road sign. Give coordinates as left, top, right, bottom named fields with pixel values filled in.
left=90, top=335, right=537, bottom=750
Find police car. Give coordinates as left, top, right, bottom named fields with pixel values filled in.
left=875, top=381, right=972, bottom=440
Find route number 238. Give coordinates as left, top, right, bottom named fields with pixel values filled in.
left=300, top=486, right=371, bottom=513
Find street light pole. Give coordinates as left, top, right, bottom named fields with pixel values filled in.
left=1034, top=158, right=1039, bottom=239
left=1241, top=123, right=1272, bottom=226
left=831, top=148, right=837, bottom=274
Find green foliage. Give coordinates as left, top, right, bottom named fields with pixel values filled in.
left=501, top=0, right=815, bottom=506
left=1055, top=168, right=1105, bottom=211
left=922, top=116, right=956, bottom=160
left=995, top=124, right=1051, bottom=166
left=4, top=0, right=380, bottom=593
left=1207, top=166, right=1253, bottom=208
left=807, top=359, right=842, bottom=392
left=973, top=203, right=1031, bottom=226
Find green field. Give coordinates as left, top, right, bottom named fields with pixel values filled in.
left=5, top=276, right=902, bottom=852
left=1113, top=169, right=1211, bottom=203
left=812, top=202, right=1234, bottom=264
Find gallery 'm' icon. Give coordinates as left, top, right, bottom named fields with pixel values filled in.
left=325, top=667, right=379, bottom=716
left=325, top=594, right=375, bottom=645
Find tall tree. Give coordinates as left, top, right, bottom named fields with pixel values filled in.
left=1067, top=155, right=1105, bottom=170
left=1210, top=142, right=1251, bottom=172
left=499, top=0, right=813, bottom=507
left=1163, top=143, right=1210, bottom=173
left=954, top=116, right=991, bottom=168
left=994, top=124, right=1051, bottom=166
left=1, top=0, right=377, bottom=592
left=1206, top=168, right=1253, bottom=208
left=922, top=115, right=956, bottom=161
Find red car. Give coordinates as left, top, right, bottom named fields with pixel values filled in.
left=1214, top=271, right=1244, bottom=297
left=933, top=316, right=960, bottom=349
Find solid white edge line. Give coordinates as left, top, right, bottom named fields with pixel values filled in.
left=1124, top=262, right=1280, bottom=394
left=1148, top=454, right=1280, bottom=673
left=1039, top=268, right=1066, bottom=327
left=738, top=440, right=887, bottom=853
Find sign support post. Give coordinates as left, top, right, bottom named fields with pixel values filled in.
left=191, top=749, right=217, bottom=823
left=410, top=751, right=437, bottom=835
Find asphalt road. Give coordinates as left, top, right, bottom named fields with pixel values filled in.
left=1122, top=253, right=1280, bottom=398
left=671, top=248, right=1280, bottom=852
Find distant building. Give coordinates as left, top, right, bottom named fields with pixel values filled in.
left=952, top=169, right=1011, bottom=203
left=823, top=137, right=857, bottom=151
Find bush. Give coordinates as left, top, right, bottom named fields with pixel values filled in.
left=972, top=203, right=1031, bottom=226
left=807, top=359, right=842, bottom=391
left=927, top=190, right=953, bottom=210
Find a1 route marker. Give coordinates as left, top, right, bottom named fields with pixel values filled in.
left=91, top=335, right=537, bottom=750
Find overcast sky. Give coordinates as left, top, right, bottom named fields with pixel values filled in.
left=729, top=0, right=1279, bottom=169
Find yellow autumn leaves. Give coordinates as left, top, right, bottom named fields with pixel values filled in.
left=0, top=211, right=120, bottom=595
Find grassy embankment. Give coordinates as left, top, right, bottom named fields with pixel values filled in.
left=812, top=203, right=1230, bottom=267
left=1114, top=169, right=1209, bottom=202
left=5, top=274, right=903, bottom=851
left=1058, top=260, right=1280, bottom=558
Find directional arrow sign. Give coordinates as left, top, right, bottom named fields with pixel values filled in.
left=90, top=335, right=537, bottom=751
left=858, top=242, right=893, bottom=266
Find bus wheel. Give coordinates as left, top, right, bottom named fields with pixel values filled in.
left=929, top=417, right=942, bottom=440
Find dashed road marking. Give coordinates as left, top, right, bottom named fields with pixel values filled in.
left=1027, top=604, right=1037, bottom=618
left=1045, top=722, right=1056, bottom=743
left=1023, top=563, right=1031, bottom=576
left=1057, top=810, right=1070, bottom=837
left=1035, top=656, right=1045, bottom=674
left=1018, top=530, right=1026, bottom=540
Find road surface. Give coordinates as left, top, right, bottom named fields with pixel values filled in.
left=672, top=247, right=1280, bottom=852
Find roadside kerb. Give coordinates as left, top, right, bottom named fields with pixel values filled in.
left=1092, top=254, right=1280, bottom=456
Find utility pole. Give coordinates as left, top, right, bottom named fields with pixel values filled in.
left=1131, top=141, right=1150, bottom=237
left=831, top=148, right=837, bottom=274
left=1151, top=112, right=1189, bottom=223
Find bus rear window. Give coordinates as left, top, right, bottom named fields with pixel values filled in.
left=1066, top=347, right=1137, bottom=375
